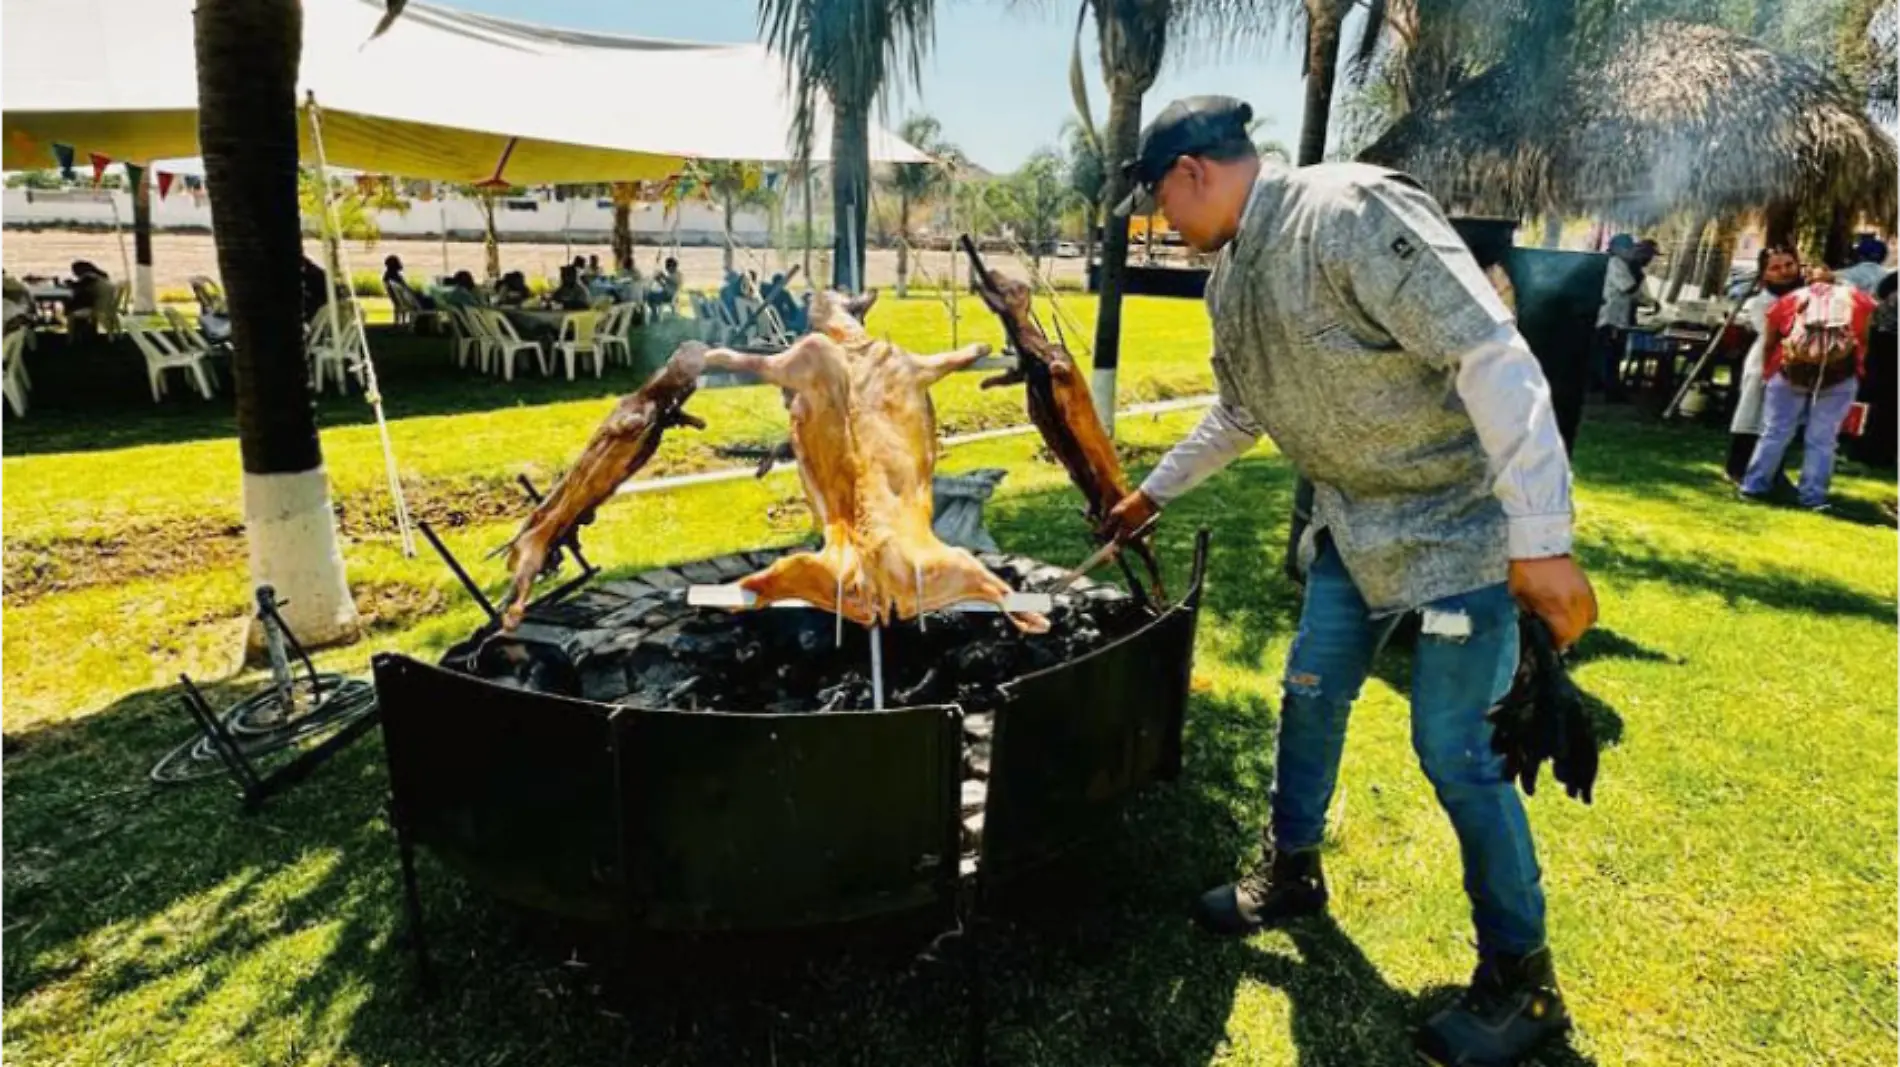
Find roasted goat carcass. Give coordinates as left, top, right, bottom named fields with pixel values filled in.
left=960, top=237, right=1165, bottom=603
left=702, top=291, right=1049, bottom=632
left=502, top=348, right=707, bottom=627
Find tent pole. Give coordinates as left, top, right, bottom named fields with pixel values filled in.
left=949, top=165, right=960, bottom=347
left=306, top=93, right=415, bottom=558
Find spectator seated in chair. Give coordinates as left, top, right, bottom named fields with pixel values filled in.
left=550, top=265, right=592, bottom=311
left=66, top=261, right=116, bottom=343
left=382, top=254, right=435, bottom=311
left=493, top=271, right=531, bottom=308
left=438, top=270, right=489, bottom=311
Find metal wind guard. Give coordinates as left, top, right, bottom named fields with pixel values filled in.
left=372, top=530, right=1210, bottom=937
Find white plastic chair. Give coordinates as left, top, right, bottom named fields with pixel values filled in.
left=555, top=311, right=604, bottom=380
left=3, top=329, right=29, bottom=416
left=162, top=307, right=229, bottom=360
left=756, top=305, right=794, bottom=348
left=445, top=305, right=484, bottom=368
left=310, top=317, right=365, bottom=395
left=126, top=321, right=216, bottom=402
left=596, top=304, right=635, bottom=367
left=479, top=310, right=546, bottom=381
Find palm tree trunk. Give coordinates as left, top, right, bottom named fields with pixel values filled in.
left=1663, top=210, right=1710, bottom=304
left=1082, top=199, right=1098, bottom=269
left=1287, top=0, right=1347, bottom=582
left=1764, top=199, right=1798, bottom=249
left=896, top=191, right=911, bottom=298
left=802, top=166, right=815, bottom=283
left=1297, top=5, right=1345, bottom=166
left=611, top=197, right=633, bottom=273
left=480, top=194, right=500, bottom=281
left=195, top=0, right=357, bottom=649
left=723, top=190, right=736, bottom=274
left=1089, top=86, right=1145, bottom=436
left=129, top=163, right=157, bottom=312
left=831, top=102, right=871, bottom=293
left=1700, top=215, right=1740, bottom=298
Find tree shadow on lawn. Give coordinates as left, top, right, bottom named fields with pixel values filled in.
left=1, top=507, right=1488, bottom=1066
left=3, top=326, right=680, bottom=458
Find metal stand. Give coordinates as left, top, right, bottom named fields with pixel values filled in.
left=416, top=476, right=600, bottom=626
left=157, top=588, right=379, bottom=809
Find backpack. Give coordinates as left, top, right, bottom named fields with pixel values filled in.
left=1781, top=285, right=1859, bottom=388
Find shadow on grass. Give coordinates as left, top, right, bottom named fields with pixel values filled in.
left=2, top=326, right=681, bottom=458
left=1, top=474, right=1491, bottom=1067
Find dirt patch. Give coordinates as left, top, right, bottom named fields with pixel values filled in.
left=4, top=475, right=536, bottom=604
left=355, top=579, right=449, bottom=633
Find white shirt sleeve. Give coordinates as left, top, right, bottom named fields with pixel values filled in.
left=1455, top=323, right=1575, bottom=558
left=1137, top=398, right=1263, bottom=506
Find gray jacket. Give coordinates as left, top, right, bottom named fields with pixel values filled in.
left=1139, top=164, right=1573, bottom=613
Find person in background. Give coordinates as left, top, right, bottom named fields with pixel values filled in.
left=3, top=272, right=34, bottom=332
left=1594, top=235, right=1660, bottom=401
left=658, top=257, right=683, bottom=297
left=436, top=270, right=487, bottom=310
left=584, top=254, right=603, bottom=282
left=1835, top=236, right=1892, bottom=295
left=299, top=256, right=332, bottom=324
left=1739, top=267, right=1877, bottom=511
left=1848, top=271, right=1898, bottom=469
left=67, top=260, right=116, bottom=343
left=550, top=265, right=592, bottom=311
left=1725, top=245, right=1804, bottom=484
left=382, top=255, right=435, bottom=311
left=493, top=271, right=531, bottom=308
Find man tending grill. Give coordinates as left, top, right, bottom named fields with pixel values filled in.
left=1098, top=96, right=1598, bottom=1067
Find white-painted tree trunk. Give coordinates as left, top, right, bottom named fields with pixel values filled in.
left=1091, top=366, right=1117, bottom=438
left=133, top=264, right=157, bottom=314
left=242, top=466, right=359, bottom=651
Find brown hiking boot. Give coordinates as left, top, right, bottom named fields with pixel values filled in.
left=1414, top=947, right=1570, bottom=1066
left=1193, top=846, right=1327, bottom=936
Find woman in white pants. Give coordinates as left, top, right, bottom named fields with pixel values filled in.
left=1726, top=246, right=1803, bottom=483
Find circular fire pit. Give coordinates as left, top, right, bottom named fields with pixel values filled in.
left=373, top=533, right=1207, bottom=945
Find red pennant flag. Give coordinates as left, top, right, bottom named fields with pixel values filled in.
left=89, top=153, right=110, bottom=185
left=156, top=171, right=176, bottom=200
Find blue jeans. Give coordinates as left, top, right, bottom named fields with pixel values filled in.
left=1742, top=375, right=1858, bottom=507
left=1271, top=540, right=1547, bottom=956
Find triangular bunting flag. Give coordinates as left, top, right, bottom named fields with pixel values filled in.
left=89, top=153, right=110, bottom=185
left=156, top=171, right=176, bottom=200
left=52, top=143, right=75, bottom=180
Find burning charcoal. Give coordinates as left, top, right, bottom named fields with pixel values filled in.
left=960, top=779, right=987, bottom=816
left=961, top=811, right=985, bottom=851
left=963, top=712, right=994, bottom=742
left=893, top=668, right=944, bottom=707
left=637, top=568, right=691, bottom=591
left=709, top=554, right=755, bottom=581
left=1026, top=564, right=1070, bottom=590
left=677, top=560, right=727, bottom=585
left=579, top=661, right=634, bottom=703
left=594, top=597, right=664, bottom=631
left=598, top=579, right=660, bottom=600
left=964, top=741, right=991, bottom=780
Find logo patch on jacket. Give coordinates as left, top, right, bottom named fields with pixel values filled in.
left=1391, top=235, right=1417, bottom=260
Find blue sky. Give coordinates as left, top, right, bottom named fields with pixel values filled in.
left=436, top=0, right=1313, bottom=172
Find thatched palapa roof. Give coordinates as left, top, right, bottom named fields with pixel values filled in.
left=1359, top=21, right=1898, bottom=226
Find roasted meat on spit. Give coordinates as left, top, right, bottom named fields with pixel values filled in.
left=959, top=237, right=1166, bottom=604
left=702, top=291, right=1049, bottom=632
left=502, top=347, right=707, bottom=627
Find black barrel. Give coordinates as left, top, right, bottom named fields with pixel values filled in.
left=1450, top=217, right=1601, bottom=451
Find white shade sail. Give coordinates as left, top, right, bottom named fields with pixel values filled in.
left=2, top=0, right=930, bottom=183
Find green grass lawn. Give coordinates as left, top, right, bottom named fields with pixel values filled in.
left=2, top=293, right=1896, bottom=1065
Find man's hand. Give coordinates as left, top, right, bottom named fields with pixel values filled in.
left=1508, top=556, right=1598, bottom=649
left=1099, top=489, right=1161, bottom=543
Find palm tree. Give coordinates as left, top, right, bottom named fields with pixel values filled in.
left=1062, top=119, right=1107, bottom=268
left=693, top=161, right=779, bottom=274
left=611, top=182, right=636, bottom=273
left=882, top=113, right=954, bottom=297
left=758, top=0, right=939, bottom=294
left=195, top=0, right=358, bottom=647
left=1083, top=0, right=1287, bottom=434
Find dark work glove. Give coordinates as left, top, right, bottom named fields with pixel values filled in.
left=1489, top=614, right=1600, bottom=805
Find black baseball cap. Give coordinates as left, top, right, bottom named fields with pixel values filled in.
left=1113, top=95, right=1255, bottom=217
